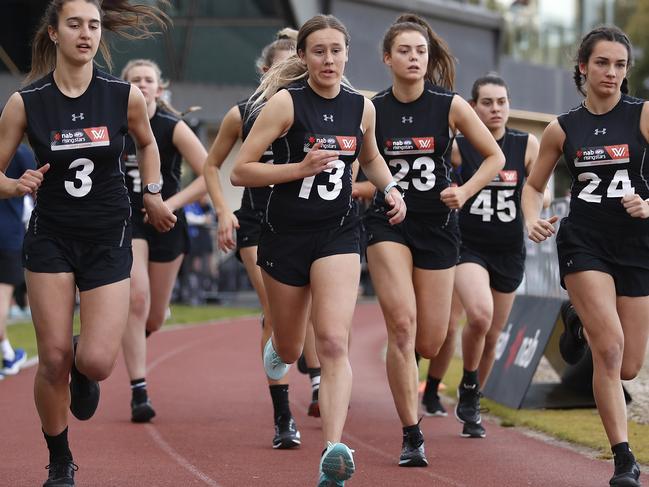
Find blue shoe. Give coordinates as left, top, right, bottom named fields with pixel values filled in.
left=317, top=442, right=355, bottom=486
left=263, top=338, right=290, bottom=381
left=2, top=348, right=27, bottom=375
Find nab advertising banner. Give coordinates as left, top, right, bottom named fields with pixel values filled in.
left=483, top=295, right=563, bottom=409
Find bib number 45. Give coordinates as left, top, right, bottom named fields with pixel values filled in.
left=469, top=189, right=516, bottom=222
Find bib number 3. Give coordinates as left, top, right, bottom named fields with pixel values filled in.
left=64, top=158, right=94, bottom=198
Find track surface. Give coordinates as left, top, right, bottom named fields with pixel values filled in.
left=1, top=302, right=617, bottom=486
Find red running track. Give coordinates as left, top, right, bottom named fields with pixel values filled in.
left=1, top=302, right=619, bottom=486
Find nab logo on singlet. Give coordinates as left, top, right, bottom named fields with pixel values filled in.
left=51, top=126, right=110, bottom=151
left=574, top=144, right=630, bottom=166
left=489, top=170, right=518, bottom=188
left=304, top=134, right=357, bottom=156
left=384, top=137, right=434, bottom=155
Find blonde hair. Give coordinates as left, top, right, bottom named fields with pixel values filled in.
left=251, top=15, right=351, bottom=111
left=255, top=27, right=298, bottom=73
left=26, top=0, right=170, bottom=84
left=120, top=58, right=182, bottom=116
left=382, top=13, right=456, bottom=90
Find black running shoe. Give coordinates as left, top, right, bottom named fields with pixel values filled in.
left=461, top=421, right=486, bottom=438
left=455, top=383, right=482, bottom=425
left=131, top=398, right=156, bottom=423
left=610, top=451, right=641, bottom=487
left=422, top=394, right=447, bottom=417
left=297, top=353, right=308, bottom=374
left=69, top=336, right=100, bottom=421
left=559, top=301, right=588, bottom=365
left=43, top=459, right=78, bottom=486
left=272, top=414, right=301, bottom=449
left=398, top=435, right=428, bottom=467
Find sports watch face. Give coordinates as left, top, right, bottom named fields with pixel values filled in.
left=144, top=182, right=162, bottom=194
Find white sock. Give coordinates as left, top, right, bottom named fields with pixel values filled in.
left=2, top=338, right=15, bottom=361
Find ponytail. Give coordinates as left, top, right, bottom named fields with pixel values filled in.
left=255, top=27, right=298, bottom=73
left=573, top=26, right=633, bottom=97
left=26, top=0, right=170, bottom=84
left=383, top=13, right=456, bottom=90
left=251, top=15, right=351, bottom=114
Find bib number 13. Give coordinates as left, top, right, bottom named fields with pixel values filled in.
left=64, top=158, right=94, bottom=198
left=299, top=160, right=345, bottom=200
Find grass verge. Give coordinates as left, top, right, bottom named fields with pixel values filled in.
left=421, top=356, right=649, bottom=465
left=4, top=304, right=257, bottom=368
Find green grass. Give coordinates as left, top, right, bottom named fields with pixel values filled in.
left=5, top=304, right=257, bottom=365
left=421, top=357, right=649, bottom=465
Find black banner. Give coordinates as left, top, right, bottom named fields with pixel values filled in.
left=483, top=295, right=563, bottom=409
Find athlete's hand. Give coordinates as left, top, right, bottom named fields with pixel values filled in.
left=439, top=185, right=468, bottom=210
left=385, top=187, right=406, bottom=225
left=15, top=164, right=49, bottom=196
left=217, top=211, right=240, bottom=252
left=526, top=215, right=559, bottom=243
left=622, top=194, right=649, bottom=219
left=298, top=142, right=339, bottom=178
left=143, top=194, right=177, bottom=232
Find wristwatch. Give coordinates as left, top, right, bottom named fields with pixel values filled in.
left=143, top=182, right=162, bottom=196
left=383, top=181, right=403, bottom=196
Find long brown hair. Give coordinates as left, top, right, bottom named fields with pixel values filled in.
left=252, top=14, right=351, bottom=110
left=382, top=13, right=455, bottom=90
left=26, top=0, right=170, bottom=84
left=573, top=26, right=633, bottom=96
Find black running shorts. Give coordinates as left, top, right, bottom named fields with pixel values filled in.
left=132, top=210, right=189, bottom=263
left=22, top=230, right=133, bottom=292
left=235, top=208, right=264, bottom=250
left=257, top=216, right=360, bottom=287
left=556, top=217, right=649, bottom=297
left=0, top=250, right=24, bottom=286
left=364, top=208, right=459, bottom=270
left=458, top=243, right=525, bottom=293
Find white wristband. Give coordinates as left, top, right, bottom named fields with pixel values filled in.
left=384, top=181, right=398, bottom=195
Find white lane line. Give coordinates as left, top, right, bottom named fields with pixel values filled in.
left=145, top=424, right=223, bottom=487
left=144, top=332, right=226, bottom=486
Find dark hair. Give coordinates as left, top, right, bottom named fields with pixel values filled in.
left=27, top=0, right=170, bottom=84
left=471, top=72, right=509, bottom=102
left=256, top=27, right=298, bottom=73
left=382, top=13, right=455, bottom=90
left=573, top=26, right=633, bottom=96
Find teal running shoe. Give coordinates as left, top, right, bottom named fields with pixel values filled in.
left=317, top=442, right=355, bottom=486
left=263, top=338, right=290, bottom=380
